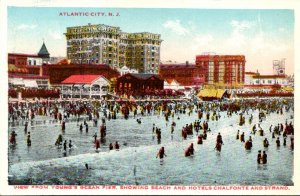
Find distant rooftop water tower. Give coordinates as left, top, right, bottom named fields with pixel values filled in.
left=273, top=58, right=285, bottom=75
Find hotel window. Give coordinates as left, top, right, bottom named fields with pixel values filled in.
left=268, top=80, right=272, bottom=84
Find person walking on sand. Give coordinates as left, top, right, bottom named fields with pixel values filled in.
left=257, top=150, right=262, bottom=164
left=157, top=147, right=167, bottom=159
left=262, top=151, right=267, bottom=164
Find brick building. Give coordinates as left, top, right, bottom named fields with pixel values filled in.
left=43, top=63, right=120, bottom=86
left=159, top=63, right=204, bottom=87
left=195, top=54, right=246, bottom=86
left=116, top=73, right=163, bottom=96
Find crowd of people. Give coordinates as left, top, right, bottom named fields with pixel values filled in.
left=9, top=97, right=294, bottom=166
left=9, top=88, right=60, bottom=99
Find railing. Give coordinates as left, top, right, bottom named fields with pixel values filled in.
left=62, top=90, right=108, bottom=96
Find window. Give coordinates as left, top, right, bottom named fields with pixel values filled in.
left=28, top=60, right=31, bottom=65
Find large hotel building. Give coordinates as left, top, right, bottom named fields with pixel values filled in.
left=159, top=54, right=246, bottom=87
left=65, top=23, right=162, bottom=73
left=195, top=54, right=246, bottom=86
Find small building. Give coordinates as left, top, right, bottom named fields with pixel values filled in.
left=118, top=65, right=138, bottom=76
left=116, top=73, right=164, bottom=96
left=163, top=79, right=184, bottom=90
left=159, top=63, right=203, bottom=87
left=244, top=72, right=288, bottom=87
left=8, top=42, right=51, bottom=67
left=61, top=75, right=110, bottom=99
left=8, top=74, right=49, bottom=88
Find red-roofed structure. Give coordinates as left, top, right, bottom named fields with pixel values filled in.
left=60, top=75, right=111, bottom=99
left=252, top=75, right=286, bottom=79
left=61, top=75, right=103, bottom=84
left=159, top=63, right=203, bottom=86
left=43, top=63, right=120, bottom=85
left=8, top=53, right=39, bottom=58
left=8, top=74, right=49, bottom=80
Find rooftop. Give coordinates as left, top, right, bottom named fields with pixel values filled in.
left=252, top=75, right=286, bottom=79
left=38, top=42, right=50, bottom=57
left=160, top=64, right=195, bottom=69
left=61, top=75, right=103, bottom=84
left=8, top=53, right=39, bottom=58
left=8, top=74, right=49, bottom=79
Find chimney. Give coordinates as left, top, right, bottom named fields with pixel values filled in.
left=186, top=61, right=189, bottom=65
left=39, top=66, right=43, bottom=76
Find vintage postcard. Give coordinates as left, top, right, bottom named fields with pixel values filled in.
left=0, top=0, right=299, bottom=195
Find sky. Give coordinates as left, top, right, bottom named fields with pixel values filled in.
left=7, top=7, right=294, bottom=75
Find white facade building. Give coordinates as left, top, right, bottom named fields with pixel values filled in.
left=8, top=75, right=49, bottom=88
left=163, top=79, right=184, bottom=90
left=27, top=57, right=43, bottom=66
left=61, top=75, right=110, bottom=99
left=244, top=72, right=288, bottom=87
left=118, top=66, right=138, bottom=76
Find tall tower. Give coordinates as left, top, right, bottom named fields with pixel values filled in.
left=38, top=41, right=50, bottom=64
left=273, top=59, right=285, bottom=75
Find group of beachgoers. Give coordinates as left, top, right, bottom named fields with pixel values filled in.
left=9, top=97, right=294, bottom=164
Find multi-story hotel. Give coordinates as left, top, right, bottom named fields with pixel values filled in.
left=195, top=54, right=246, bottom=86
left=65, top=23, right=162, bottom=73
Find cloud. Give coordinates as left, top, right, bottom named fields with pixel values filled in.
left=224, top=20, right=256, bottom=50
left=161, top=18, right=293, bottom=75
left=163, top=20, right=189, bottom=35
left=195, top=34, right=214, bottom=47
left=230, top=20, right=255, bottom=32
left=49, top=31, right=63, bottom=40
left=17, top=24, right=37, bottom=30
left=190, top=34, right=216, bottom=55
